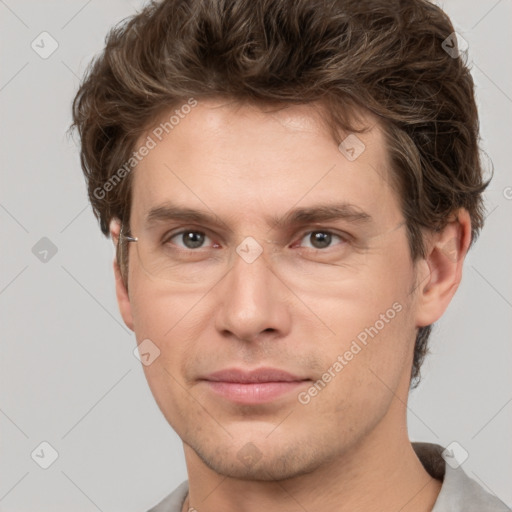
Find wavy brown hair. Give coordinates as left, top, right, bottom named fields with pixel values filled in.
left=72, top=0, right=489, bottom=388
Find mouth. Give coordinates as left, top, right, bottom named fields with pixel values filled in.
left=199, top=367, right=311, bottom=404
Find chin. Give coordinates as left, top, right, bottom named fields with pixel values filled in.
left=188, top=432, right=330, bottom=482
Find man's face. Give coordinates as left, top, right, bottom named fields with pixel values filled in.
left=123, top=99, right=423, bottom=479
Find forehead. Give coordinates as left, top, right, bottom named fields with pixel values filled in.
left=129, top=98, right=401, bottom=230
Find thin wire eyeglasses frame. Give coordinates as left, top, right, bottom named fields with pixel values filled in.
left=118, top=220, right=408, bottom=249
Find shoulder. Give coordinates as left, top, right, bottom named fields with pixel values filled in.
left=412, top=442, right=510, bottom=512
left=146, top=480, right=189, bottom=512
left=435, top=464, right=510, bottom=511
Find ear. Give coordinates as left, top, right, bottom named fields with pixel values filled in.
left=110, top=218, right=135, bottom=332
left=415, top=208, right=472, bottom=327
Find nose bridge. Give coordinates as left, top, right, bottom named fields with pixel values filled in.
left=228, top=236, right=276, bottom=310
left=214, top=235, right=289, bottom=340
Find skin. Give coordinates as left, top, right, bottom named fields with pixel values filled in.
left=110, top=98, right=471, bottom=512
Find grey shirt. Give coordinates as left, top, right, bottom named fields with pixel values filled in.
left=147, top=442, right=510, bottom=512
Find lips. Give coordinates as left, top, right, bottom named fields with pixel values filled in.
left=200, top=367, right=310, bottom=404
left=203, top=368, right=306, bottom=383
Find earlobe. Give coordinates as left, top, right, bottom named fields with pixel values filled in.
left=110, top=218, right=135, bottom=332
left=415, top=209, right=472, bottom=327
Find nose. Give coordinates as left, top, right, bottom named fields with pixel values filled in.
left=213, top=241, right=292, bottom=343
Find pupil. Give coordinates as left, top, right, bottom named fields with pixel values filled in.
left=184, top=231, right=204, bottom=249
left=312, top=232, right=331, bottom=249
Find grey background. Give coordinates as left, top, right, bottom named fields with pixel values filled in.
left=0, top=0, right=511, bottom=511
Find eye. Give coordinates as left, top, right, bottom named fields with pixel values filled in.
left=297, top=230, right=347, bottom=250
left=165, top=229, right=218, bottom=250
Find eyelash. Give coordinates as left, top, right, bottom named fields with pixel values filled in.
left=162, top=227, right=349, bottom=252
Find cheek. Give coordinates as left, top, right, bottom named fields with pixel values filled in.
left=304, top=263, right=412, bottom=349
left=303, top=260, right=415, bottom=406
left=129, top=269, right=206, bottom=341
left=131, top=288, right=204, bottom=431
left=129, top=279, right=208, bottom=384
left=299, top=307, right=414, bottom=439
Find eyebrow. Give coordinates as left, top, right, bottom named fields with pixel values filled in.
left=143, top=201, right=373, bottom=231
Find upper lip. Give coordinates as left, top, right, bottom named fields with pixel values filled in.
left=202, top=368, right=308, bottom=383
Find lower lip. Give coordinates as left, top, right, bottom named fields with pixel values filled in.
left=203, top=380, right=308, bottom=404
